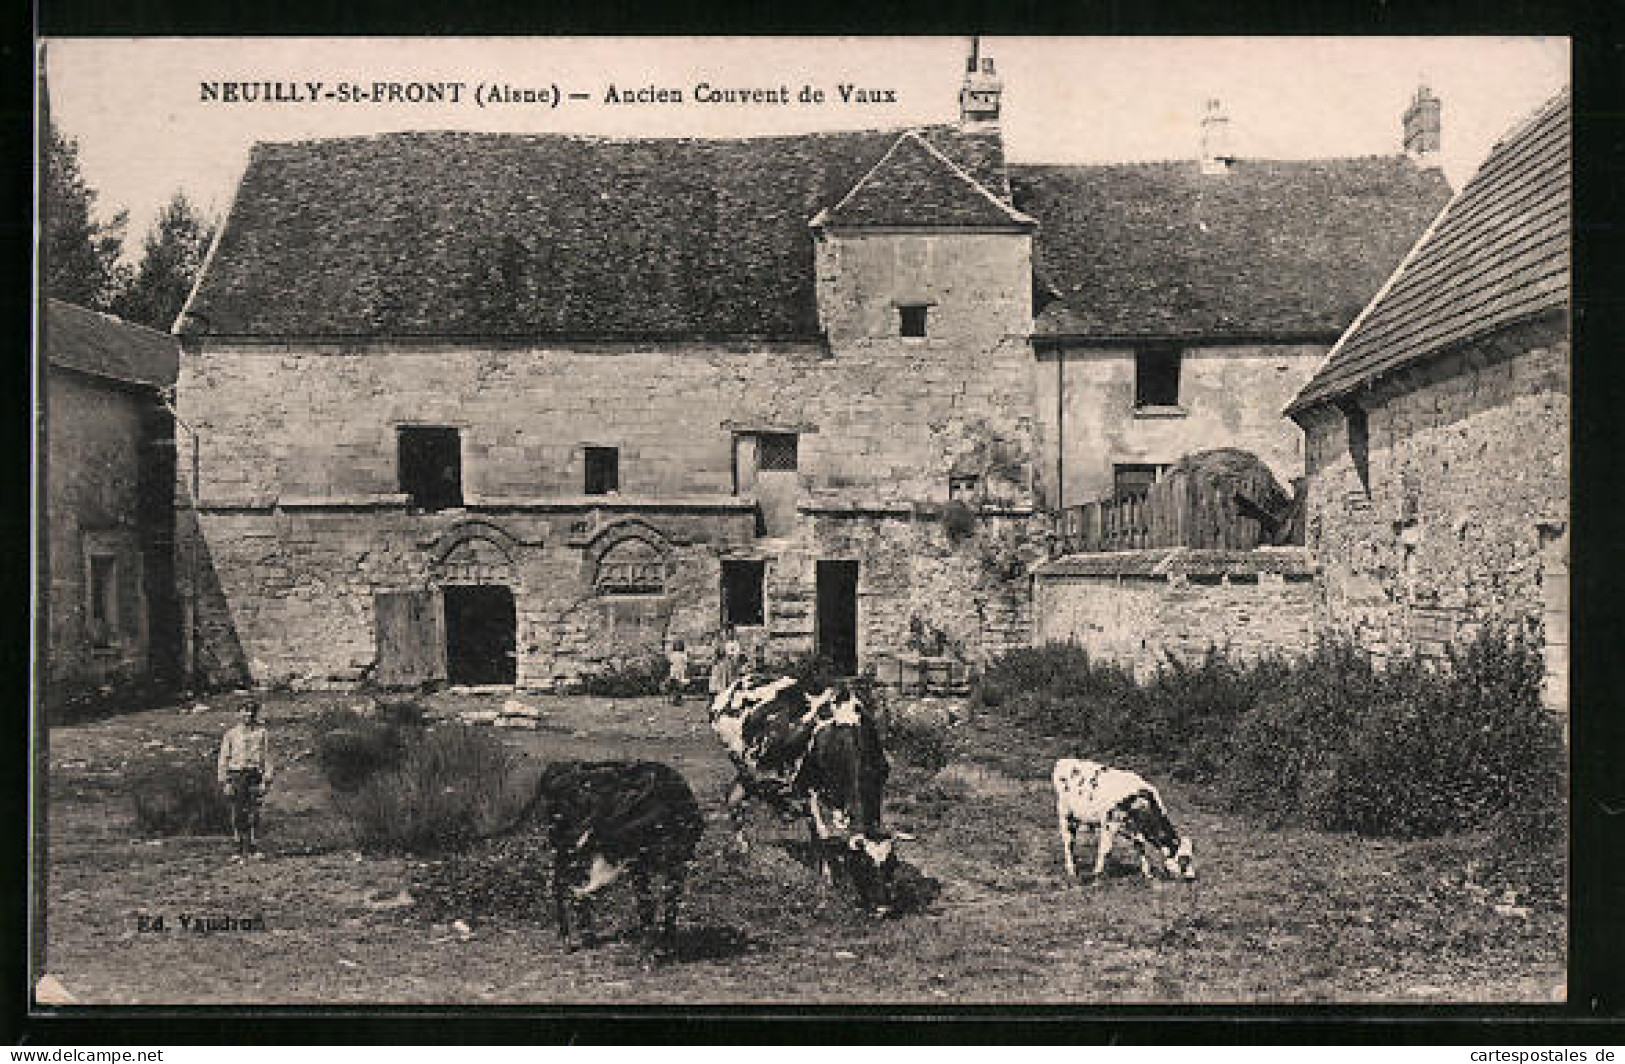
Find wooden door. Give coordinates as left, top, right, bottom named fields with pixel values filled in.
left=373, top=589, right=447, bottom=688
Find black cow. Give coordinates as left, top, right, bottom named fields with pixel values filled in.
left=709, top=674, right=911, bottom=914
left=521, top=760, right=705, bottom=952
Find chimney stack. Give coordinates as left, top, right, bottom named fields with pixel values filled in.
left=959, top=36, right=1002, bottom=130
left=1403, top=83, right=1442, bottom=164
left=1199, top=98, right=1233, bottom=175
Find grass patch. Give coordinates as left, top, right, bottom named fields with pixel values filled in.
left=129, top=757, right=232, bottom=836
left=335, top=724, right=527, bottom=855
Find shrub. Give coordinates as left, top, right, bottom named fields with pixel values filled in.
left=312, top=708, right=409, bottom=793
left=974, top=628, right=1564, bottom=841
left=129, top=757, right=232, bottom=836
left=886, top=714, right=953, bottom=773
left=578, top=656, right=667, bottom=697
left=337, top=725, right=526, bottom=854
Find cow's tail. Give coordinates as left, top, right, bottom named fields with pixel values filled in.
left=483, top=762, right=569, bottom=841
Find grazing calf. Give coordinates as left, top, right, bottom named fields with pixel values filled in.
left=526, top=760, right=705, bottom=951
left=1052, top=758, right=1196, bottom=884
left=709, top=674, right=910, bottom=913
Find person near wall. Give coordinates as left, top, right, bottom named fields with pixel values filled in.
left=217, top=698, right=274, bottom=861
left=666, top=639, right=689, bottom=706
left=710, top=625, right=744, bottom=695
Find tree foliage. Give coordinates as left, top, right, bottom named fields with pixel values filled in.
left=42, top=116, right=127, bottom=309
left=113, top=192, right=216, bottom=331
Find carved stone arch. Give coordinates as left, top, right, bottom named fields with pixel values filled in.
left=425, top=519, right=539, bottom=587
left=579, top=518, right=676, bottom=596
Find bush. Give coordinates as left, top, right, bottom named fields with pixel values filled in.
left=129, top=757, right=232, bottom=836
left=336, top=725, right=526, bottom=854
left=578, top=656, right=667, bottom=697
left=886, top=714, right=953, bottom=773
left=312, top=708, right=409, bottom=793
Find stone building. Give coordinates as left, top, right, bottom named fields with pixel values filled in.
left=1285, top=89, right=1569, bottom=709
left=173, top=49, right=1454, bottom=691
left=1017, top=96, right=1452, bottom=506
left=43, top=298, right=179, bottom=704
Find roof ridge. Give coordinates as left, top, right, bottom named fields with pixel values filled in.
left=817, top=129, right=1033, bottom=229
left=1012, top=153, right=1417, bottom=172
left=47, top=297, right=175, bottom=342
left=906, top=130, right=1033, bottom=224
left=256, top=124, right=953, bottom=153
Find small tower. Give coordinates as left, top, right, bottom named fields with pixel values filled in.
left=959, top=36, right=1002, bottom=130
left=1403, top=83, right=1443, bottom=165
left=1199, top=98, right=1233, bottom=175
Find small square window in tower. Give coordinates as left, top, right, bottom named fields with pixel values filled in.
left=585, top=446, right=619, bottom=495
left=899, top=305, right=929, bottom=338
left=721, top=559, right=765, bottom=628
left=398, top=427, right=462, bottom=512
left=1134, top=345, right=1182, bottom=408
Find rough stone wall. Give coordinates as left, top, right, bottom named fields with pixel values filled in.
left=1034, top=343, right=1327, bottom=505
left=1034, top=570, right=1319, bottom=670
left=175, top=230, right=1040, bottom=687
left=47, top=370, right=152, bottom=687
left=1297, top=316, right=1569, bottom=697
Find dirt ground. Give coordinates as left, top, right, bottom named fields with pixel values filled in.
left=39, top=689, right=1566, bottom=1005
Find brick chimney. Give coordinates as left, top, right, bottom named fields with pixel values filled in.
left=1199, top=98, right=1233, bottom=175
left=1403, top=83, right=1442, bottom=164
left=959, top=36, right=1002, bottom=130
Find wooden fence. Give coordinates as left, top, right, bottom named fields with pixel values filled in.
left=1055, top=469, right=1304, bottom=555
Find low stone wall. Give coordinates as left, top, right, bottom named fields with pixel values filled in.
left=1032, top=548, right=1318, bottom=671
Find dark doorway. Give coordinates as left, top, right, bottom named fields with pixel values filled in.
left=816, top=560, right=859, bottom=676
left=722, top=559, right=766, bottom=629
left=443, top=585, right=516, bottom=686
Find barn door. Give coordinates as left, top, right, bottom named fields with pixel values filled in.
left=373, top=589, right=447, bottom=687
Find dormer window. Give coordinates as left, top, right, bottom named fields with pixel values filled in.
left=899, top=305, right=929, bottom=338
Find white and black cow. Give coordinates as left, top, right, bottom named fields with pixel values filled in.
left=521, top=759, right=706, bottom=952
left=710, top=674, right=909, bottom=913
left=1052, top=758, right=1196, bottom=884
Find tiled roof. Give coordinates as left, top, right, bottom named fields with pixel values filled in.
left=182, top=126, right=1009, bottom=339
left=1287, top=90, right=1569, bottom=414
left=815, top=131, right=1033, bottom=230
left=1010, top=156, right=1452, bottom=339
left=1035, top=546, right=1314, bottom=578
left=44, top=298, right=177, bottom=387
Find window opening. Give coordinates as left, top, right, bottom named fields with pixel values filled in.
left=585, top=446, right=620, bottom=495
left=398, top=427, right=462, bottom=512
left=899, top=305, right=929, bottom=338
left=1134, top=345, right=1182, bottom=407
left=721, top=559, right=766, bottom=627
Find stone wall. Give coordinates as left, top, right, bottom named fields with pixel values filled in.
left=175, top=229, right=1041, bottom=687
left=1034, top=342, right=1327, bottom=506
left=1296, top=314, right=1569, bottom=704
left=47, top=370, right=155, bottom=688
left=1033, top=549, right=1318, bottom=672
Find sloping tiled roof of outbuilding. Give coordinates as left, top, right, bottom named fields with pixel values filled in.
left=1287, top=90, right=1569, bottom=415
left=44, top=298, right=178, bottom=387
left=179, top=126, right=1008, bottom=339
left=1011, top=156, right=1452, bottom=339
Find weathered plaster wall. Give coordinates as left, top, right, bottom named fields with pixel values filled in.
left=1034, top=559, right=1318, bottom=671
left=1297, top=315, right=1569, bottom=703
left=47, top=370, right=152, bottom=687
left=1035, top=343, right=1326, bottom=506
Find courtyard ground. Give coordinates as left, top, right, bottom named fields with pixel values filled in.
left=39, top=689, right=1565, bottom=1005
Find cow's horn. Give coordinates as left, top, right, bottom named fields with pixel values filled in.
left=892, top=831, right=917, bottom=842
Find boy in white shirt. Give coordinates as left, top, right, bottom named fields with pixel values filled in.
left=217, top=698, right=273, bottom=860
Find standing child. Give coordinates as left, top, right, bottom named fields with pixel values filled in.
left=666, top=639, right=689, bottom=706
left=217, top=698, right=273, bottom=861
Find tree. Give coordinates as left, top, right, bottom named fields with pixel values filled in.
left=113, top=192, right=216, bottom=332
left=42, top=115, right=127, bottom=310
